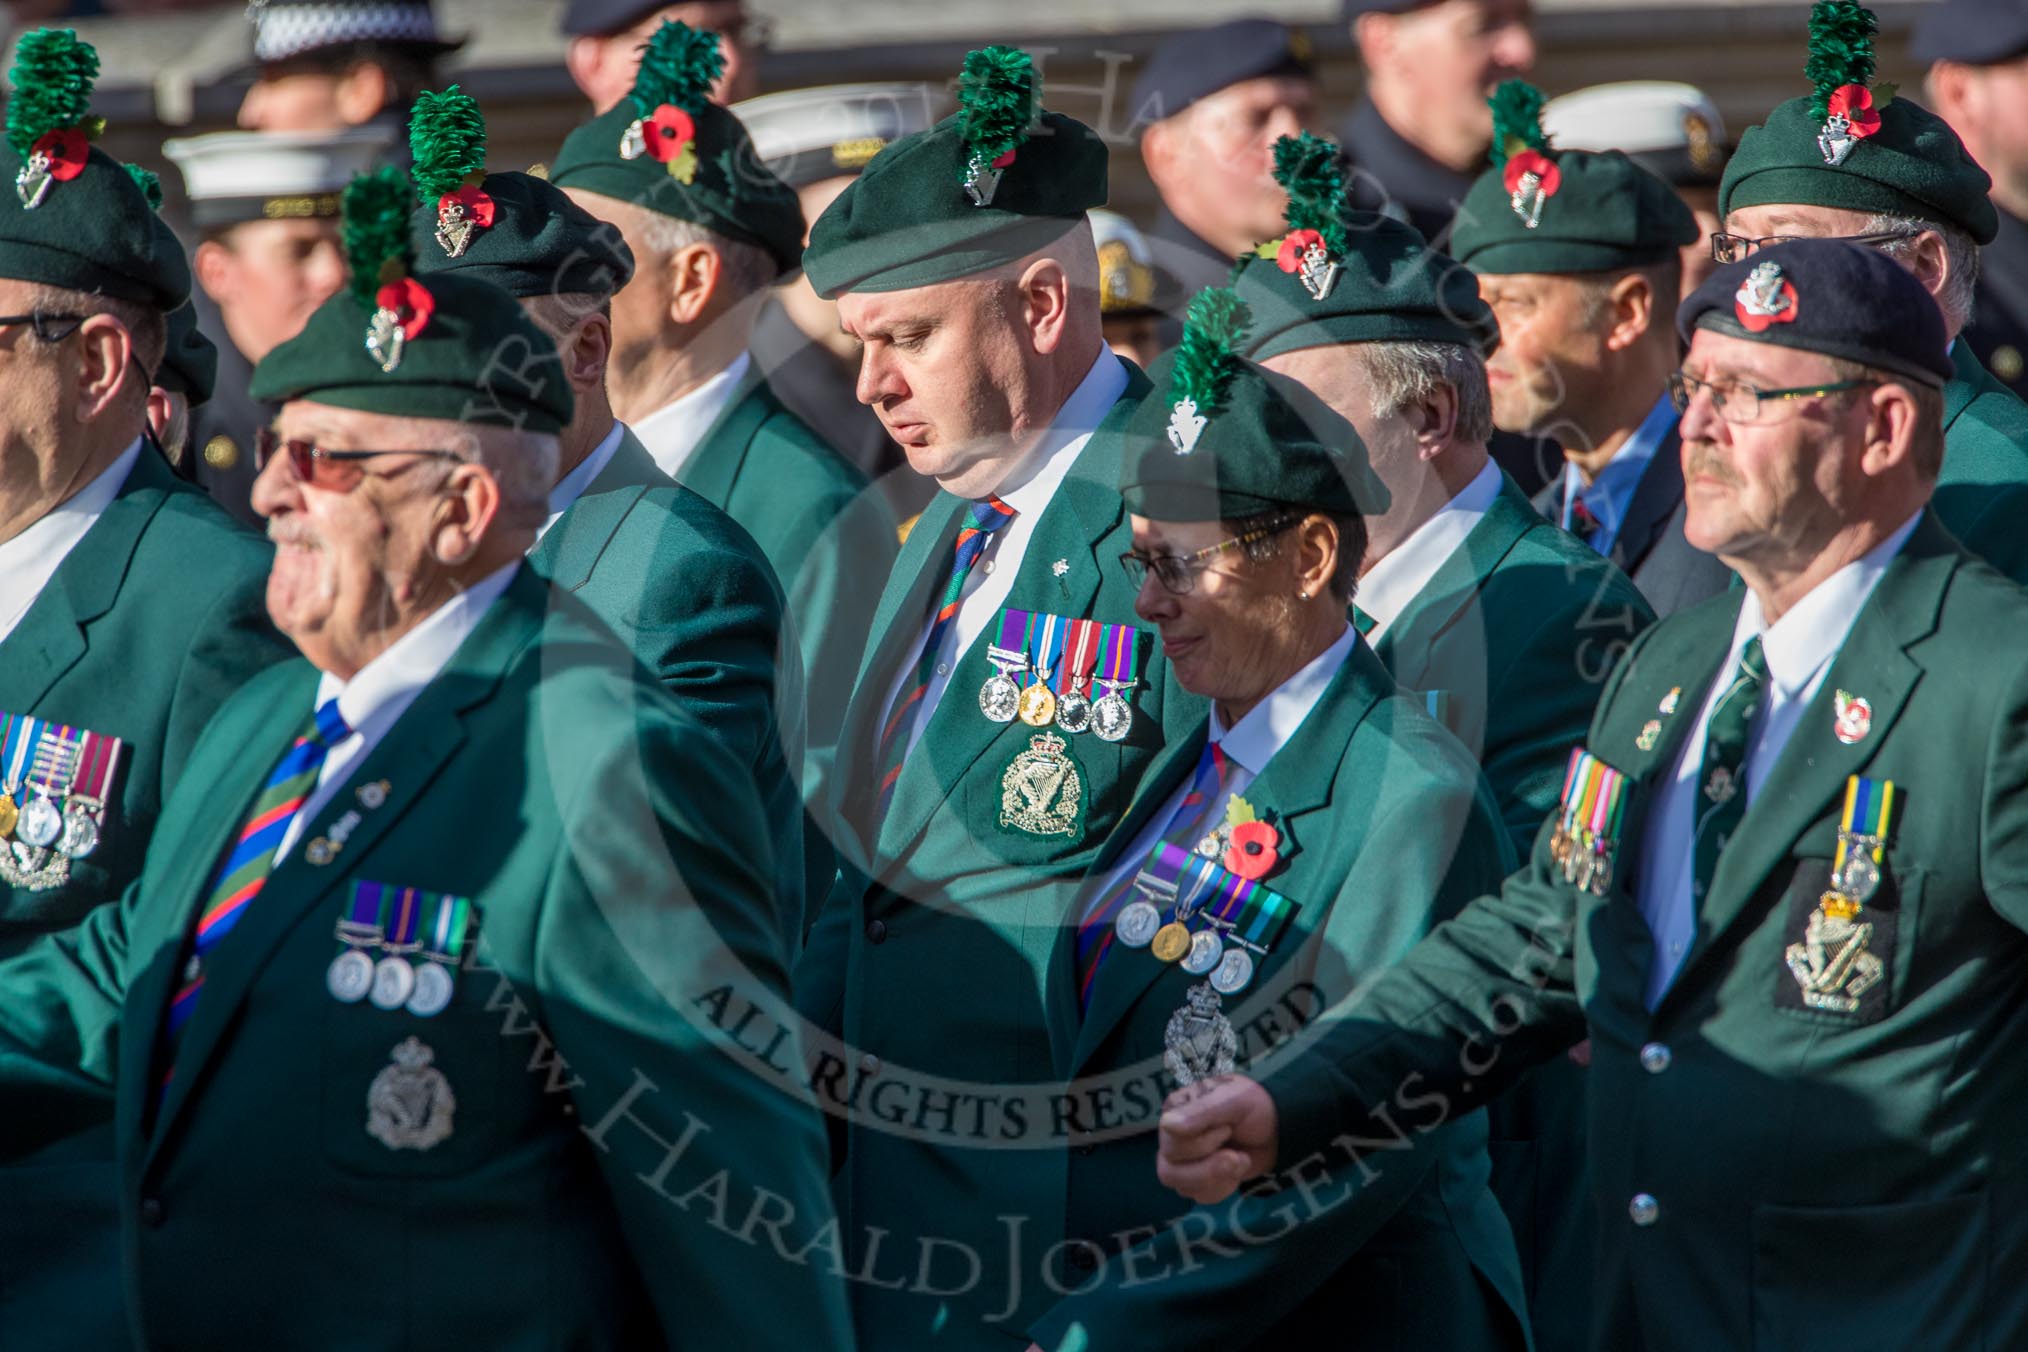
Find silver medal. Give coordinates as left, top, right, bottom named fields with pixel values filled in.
left=58, top=804, right=99, bottom=859
left=1181, top=928, right=1223, bottom=975
left=327, top=948, right=374, bottom=1003
left=369, top=955, right=417, bottom=1010
left=406, top=962, right=455, bottom=1017
left=16, top=796, right=61, bottom=849
left=1834, top=852, right=1880, bottom=903
left=1055, top=690, right=1093, bottom=734
left=1114, top=899, right=1161, bottom=948
left=1092, top=693, right=1132, bottom=743
left=1209, top=947, right=1255, bottom=995
left=979, top=672, right=1020, bottom=723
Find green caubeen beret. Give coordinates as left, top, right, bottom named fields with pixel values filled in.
left=407, top=85, right=635, bottom=299
left=1449, top=81, right=1698, bottom=276
left=252, top=167, right=573, bottom=434
left=0, top=29, right=189, bottom=310
left=1235, top=132, right=1496, bottom=359
left=803, top=45, right=1109, bottom=299
left=1122, top=287, right=1386, bottom=523
left=1720, top=1, right=1997, bottom=245
left=547, top=21, right=804, bottom=275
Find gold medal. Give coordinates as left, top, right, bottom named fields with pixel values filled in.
left=0, top=793, right=15, bottom=840
left=1017, top=681, right=1057, bottom=727
left=1151, top=922, right=1192, bottom=963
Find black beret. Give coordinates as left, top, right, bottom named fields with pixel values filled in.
left=1130, top=19, right=1312, bottom=126
left=560, top=0, right=672, bottom=38
left=1911, top=0, right=2028, bottom=66
left=1677, top=238, right=1951, bottom=388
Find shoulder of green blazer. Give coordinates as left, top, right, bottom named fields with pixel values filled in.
left=1371, top=472, right=1655, bottom=856
left=1028, top=642, right=1526, bottom=1349
left=1932, top=341, right=2028, bottom=584
left=0, top=566, right=855, bottom=1349
left=0, top=445, right=291, bottom=945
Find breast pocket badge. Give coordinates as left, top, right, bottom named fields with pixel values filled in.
left=366, top=1036, right=457, bottom=1151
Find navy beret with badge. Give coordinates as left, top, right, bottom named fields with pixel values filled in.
left=1678, top=237, right=1953, bottom=388
left=1129, top=18, right=1312, bottom=127
left=406, top=85, right=635, bottom=300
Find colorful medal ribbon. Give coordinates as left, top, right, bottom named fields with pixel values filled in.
left=1057, top=618, right=1103, bottom=699
left=423, top=892, right=473, bottom=965
left=338, top=880, right=389, bottom=945
left=384, top=886, right=424, bottom=958
left=1824, top=775, right=1896, bottom=916
left=1031, top=612, right=1066, bottom=687
left=1553, top=748, right=1628, bottom=891
left=994, top=607, right=1030, bottom=658
left=1098, top=623, right=1141, bottom=693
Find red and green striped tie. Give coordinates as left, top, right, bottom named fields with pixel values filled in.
left=873, top=495, right=1016, bottom=818
left=159, top=698, right=351, bottom=1085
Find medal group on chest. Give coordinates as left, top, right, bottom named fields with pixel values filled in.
left=0, top=712, right=123, bottom=891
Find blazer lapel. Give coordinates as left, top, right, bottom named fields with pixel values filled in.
left=139, top=571, right=545, bottom=1161
left=1372, top=477, right=1535, bottom=688
left=0, top=450, right=172, bottom=712
left=1611, top=425, right=1685, bottom=575
left=675, top=369, right=772, bottom=510
left=1658, top=520, right=1952, bottom=1011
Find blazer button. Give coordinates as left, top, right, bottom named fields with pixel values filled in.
left=1628, top=1193, right=1660, bottom=1227
left=865, top=919, right=888, bottom=944
left=139, top=1197, right=166, bottom=1228
left=860, top=1052, right=881, bottom=1074
left=1639, top=1042, right=1672, bottom=1074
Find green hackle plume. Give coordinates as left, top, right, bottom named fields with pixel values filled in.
left=1170, top=287, right=1253, bottom=422
left=1488, top=80, right=1549, bottom=167
left=1806, top=2, right=1878, bottom=121
left=958, top=46, right=1036, bottom=175
left=628, top=20, right=723, bottom=119
left=123, top=162, right=161, bottom=211
left=6, top=28, right=99, bottom=161
left=1273, top=132, right=1348, bottom=256
left=409, top=85, right=488, bottom=203
left=342, top=166, right=418, bottom=309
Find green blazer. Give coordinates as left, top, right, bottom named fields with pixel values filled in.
left=0, top=445, right=288, bottom=1348
left=675, top=370, right=897, bottom=816
left=794, top=360, right=1208, bottom=1347
left=1025, top=642, right=1527, bottom=1352
left=531, top=426, right=823, bottom=948
left=1270, top=513, right=2028, bottom=1352
left=1368, top=472, right=1653, bottom=1352
left=1931, top=341, right=2028, bottom=583
left=0, top=568, right=853, bottom=1352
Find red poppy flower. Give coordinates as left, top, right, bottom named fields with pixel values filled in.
left=643, top=103, right=697, bottom=164
left=1826, top=84, right=1881, bottom=140
left=1225, top=819, right=1281, bottom=880
left=1733, top=269, right=1800, bottom=334
left=31, top=128, right=87, bottom=182
left=374, top=277, right=435, bottom=340
left=439, top=185, right=496, bottom=229
left=1276, top=228, right=1325, bottom=274
left=1501, top=149, right=1561, bottom=199
left=992, top=148, right=1017, bottom=170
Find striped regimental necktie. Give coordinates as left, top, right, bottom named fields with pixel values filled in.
left=1690, top=636, right=1768, bottom=906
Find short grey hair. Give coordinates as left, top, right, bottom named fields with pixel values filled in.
left=1354, top=339, right=1494, bottom=446
left=639, top=215, right=779, bottom=298
left=409, top=417, right=557, bottom=516
left=1862, top=212, right=1981, bottom=335
left=22, top=281, right=168, bottom=381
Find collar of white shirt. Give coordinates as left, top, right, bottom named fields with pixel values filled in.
left=537, top=420, right=627, bottom=543
left=995, top=349, right=1130, bottom=517
left=1206, top=624, right=1357, bottom=780
left=1722, top=510, right=1924, bottom=701
left=1355, top=457, right=1503, bottom=638
left=0, top=437, right=143, bottom=643
left=630, top=350, right=752, bottom=482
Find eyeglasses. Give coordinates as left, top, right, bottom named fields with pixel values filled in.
left=1667, top=370, right=1878, bottom=425
left=1119, top=517, right=1297, bottom=595
left=0, top=310, right=85, bottom=343
left=1709, top=228, right=1920, bottom=265
left=255, top=428, right=464, bottom=491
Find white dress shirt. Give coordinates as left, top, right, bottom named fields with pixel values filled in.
left=882, top=350, right=1131, bottom=757
left=1083, top=625, right=1356, bottom=914
left=631, top=350, right=752, bottom=482
left=1636, top=511, right=1921, bottom=1005
left=537, top=420, right=626, bottom=542
left=275, top=560, right=520, bottom=858
left=1355, top=458, right=1503, bottom=639
left=0, top=438, right=142, bottom=643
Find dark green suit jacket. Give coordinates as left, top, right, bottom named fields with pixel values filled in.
left=531, top=426, right=821, bottom=949
left=674, top=370, right=896, bottom=820
left=795, top=360, right=1208, bottom=1347
left=1270, top=513, right=2028, bottom=1352
left=0, top=445, right=289, bottom=1348
left=1026, top=641, right=1527, bottom=1352
left=1931, top=342, right=2028, bottom=583
left=1368, top=472, right=1653, bottom=1352
left=0, top=568, right=852, bottom=1351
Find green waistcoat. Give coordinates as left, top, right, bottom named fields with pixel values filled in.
left=1270, top=513, right=2028, bottom=1352
left=530, top=426, right=823, bottom=948
left=1024, top=641, right=1527, bottom=1351
left=0, top=568, right=852, bottom=1351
